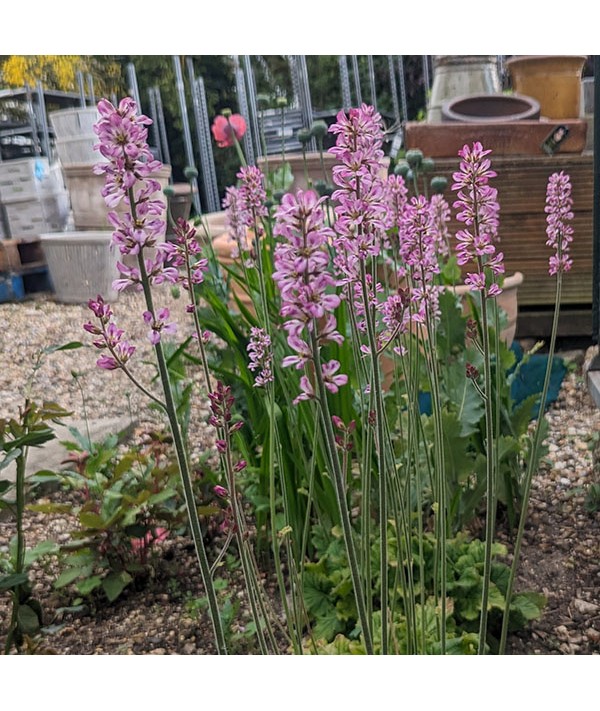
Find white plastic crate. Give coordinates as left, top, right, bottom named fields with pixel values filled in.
left=4, top=191, right=70, bottom=238
left=48, top=108, right=100, bottom=139
left=0, top=158, right=63, bottom=201
left=40, top=231, right=119, bottom=303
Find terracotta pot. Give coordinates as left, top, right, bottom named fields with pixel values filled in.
left=441, top=93, right=540, bottom=123
left=211, top=230, right=256, bottom=314
left=506, top=55, right=587, bottom=119
left=448, top=271, right=524, bottom=346
left=380, top=272, right=524, bottom=390
left=257, top=153, right=390, bottom=194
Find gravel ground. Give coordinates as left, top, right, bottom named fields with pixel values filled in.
left=1, top=292, right=599, bottom=654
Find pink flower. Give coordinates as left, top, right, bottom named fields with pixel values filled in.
left=143, top=308, right=177, bottom=345
left=545, top=171, right=574, bottom=276
left=211, top=114, right=247, bottom=148
left=247, top=327, right=274, bottom=387
left=321, top=359, right=348, bottom=394
left=452, top=142, right=503, bottom=299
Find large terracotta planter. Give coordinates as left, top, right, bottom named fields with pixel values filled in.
left=381, top=272, right=524, bottom=390
left=449, top=271, right=524, bottom=346
left=506, top=55, right=588, bottom=119
left=257, top=151, right=337, bottom=192
left=257, top=153, right=390, bottom=193
left=441, top=93, right=540, bottom=123
left=211, top=230, right=256, bottom=314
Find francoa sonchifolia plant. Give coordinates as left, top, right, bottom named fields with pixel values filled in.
left=78, top=97, right=570, bottom=654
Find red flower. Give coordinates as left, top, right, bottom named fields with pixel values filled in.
left=211, top=114, right=247, bottom=148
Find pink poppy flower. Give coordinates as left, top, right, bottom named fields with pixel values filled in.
left=211, top=114, right=247, bottom=148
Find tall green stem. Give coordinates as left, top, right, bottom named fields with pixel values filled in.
left=309, top=329, right=374, bottom=654
left=499, top=273, right=563, bottom=653
left=477, top=288, right=496, bottom=655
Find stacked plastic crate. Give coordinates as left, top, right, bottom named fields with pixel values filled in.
left=0, top=157, right=70, bottom=300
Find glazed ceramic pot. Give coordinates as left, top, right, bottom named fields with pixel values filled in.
left=506, top=55, right=588, bottom=119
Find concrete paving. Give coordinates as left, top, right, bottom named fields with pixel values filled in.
left=1, top=416, right=134, bottom=483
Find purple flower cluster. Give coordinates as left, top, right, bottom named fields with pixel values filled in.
left=84, top=295, right=136, bottom=370
left=247, top=327, right=274, bottom=387
left=222, top=186, right=250, bottom=258
left=88, top=97, right=185, bottom=360
left=237, top=166, right=268, bottom=224
left=94, top=98, right=166, bottom=257
left=452, top=142, right=504, bottom=297
left=273, top=190, right=347, bottom=404
left=545, top=171, right=574, bottom=276
left=329, top=104, right=388, bottom=280
left=399, top=195, right=443, bottom=321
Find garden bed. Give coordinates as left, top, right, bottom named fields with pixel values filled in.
left=1, top=293, right=599, bottom=655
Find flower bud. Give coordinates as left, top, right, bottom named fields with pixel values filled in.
left=394, top=160, right=410, bottom=178
left=310, top=120, right=328, bottom=140
left=213, top=485, right=229, bottom=498
left=297, top=128, right=312, bottom=146
left=406, top=149, right=423, bottom=169
left=421, top=157, right=435, bottom=173
left=163, top=185, right=175, bottom=198
left=276, top=96, right=288, bottom=108
left=430, top=176, right=448, bottom=194
left=257, top=93, right=271, bottom=111
left=221, top=108, right=232, bottom=118
left=184, top=166, right=199, bottom=180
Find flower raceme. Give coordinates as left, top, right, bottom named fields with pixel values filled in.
left=247, top=327, right=274, bottom=387
left=211, top=113, right=247, bottom=148
left=84, top=295, right=136, bottom=371
left=273, top=189, right=347, bottom=404
left=87, top=97, right=184, bottom=363
left=545, top=171, right=574, bottom=276
left=452, top=141, right=504, bottom=298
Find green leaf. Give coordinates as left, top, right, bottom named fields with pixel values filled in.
left=24, top=540, right=59, bottom=566
left=76, top=575, right=103, bottom=596
left=0, top=572, right=29, bottom=590
left=511, top=591, right=547, bottom=621
left=27, top=470, right=62, bottom=484
left=27, top=502, right=73, bottom=515
left=0, top=449, right=21, bottom=471
left=313, top=609, right=343, bottom=642
left=54, top=566, right=93, bottom=589
left=79, top=512, right=107, bottom=530
left=12, top=428, right=55, bottom=450
left=42, top=341, right=84, bottom=354
left=303, top=570, right=333, bottom=618
left=0, top=477, right=13, bottom=494
left=17, top=604, right=41, bottom=635
left=102, top=571, right=133, bottom=602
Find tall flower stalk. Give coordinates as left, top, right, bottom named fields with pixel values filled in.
left=452, top=142, right=503, bottom=654
left=89, top=98, right=228, bottom=654
left=499, top=171, right=573, bottom=653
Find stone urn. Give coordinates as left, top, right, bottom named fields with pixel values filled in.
left=428, top=56, right=502, bottom=123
